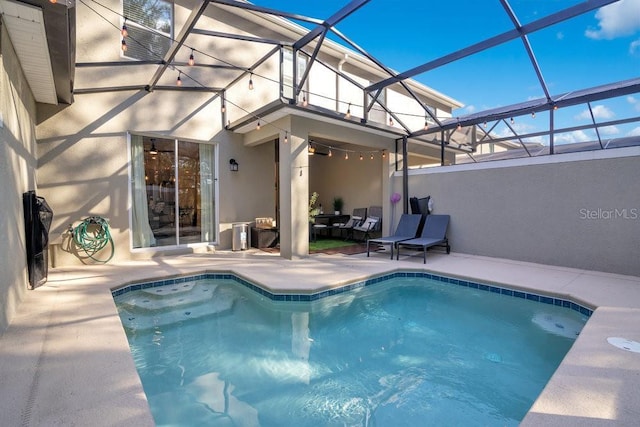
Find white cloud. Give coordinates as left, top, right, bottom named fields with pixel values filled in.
left=628, top=95, right=640, bottom=111
left=628, top=126, right=640, bottom=136
left=556, top=31, right=565, bottom=40
left=555, top=130, right=591, bottom=144
left=599, top=125, right=620, bottom=135
left=575, top=105, right=615, bottom=120
left=631, top=38, right=640, bottom=54
left=585, top=0, right=640, bottom=40
left=628, top=96, right=640, bottom=111
left=463, top=105, right=477, bottom=114
left=492, top=122, right=537, bottom=140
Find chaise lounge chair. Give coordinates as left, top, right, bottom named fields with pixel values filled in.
left=396, top=214, right=450, bottom=263
left=366, top=214, right=423, bottom=259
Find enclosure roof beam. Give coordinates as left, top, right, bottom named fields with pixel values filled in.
left=293, top=0, right=370, bottom=50
left=148, top=0, right=212, bottom=92
left=366, top=0, right=620, bottom=93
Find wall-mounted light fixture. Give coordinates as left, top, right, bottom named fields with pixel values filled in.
left=229, top=159, right=239, bottom=172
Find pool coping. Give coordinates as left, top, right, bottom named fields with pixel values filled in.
left=112, top=269, right=595, bottom=317
left=2, top=251, right=640, bottom=426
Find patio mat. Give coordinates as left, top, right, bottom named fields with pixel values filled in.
left=312, top=243, right=368, bottom=255
left=260, top=243, right=371, bottom=255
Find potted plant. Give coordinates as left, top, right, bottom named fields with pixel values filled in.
left=309, top=192, right=320, bottom=223
left=332, top=196, right=344, bottom=215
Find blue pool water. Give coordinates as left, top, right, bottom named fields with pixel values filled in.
left=114, top=276, right=587, bottom=426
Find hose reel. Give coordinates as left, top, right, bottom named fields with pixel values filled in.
left=71, top=216, right=114, bottom=263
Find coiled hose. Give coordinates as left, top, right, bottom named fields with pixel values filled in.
left=72, top=216, right=114, bottom=263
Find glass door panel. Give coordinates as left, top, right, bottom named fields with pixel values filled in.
left=146, top=138, right=177, bottom=246
left=177, top=141, right=200, bottom=244
left=131, top=135, right=217, bottom=249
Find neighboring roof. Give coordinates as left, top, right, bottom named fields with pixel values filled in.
left=456, top=135, right=640, bottom=164
left=424, top=77, right=640, bottom=135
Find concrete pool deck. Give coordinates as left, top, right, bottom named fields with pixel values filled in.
left=1, top=250, right=639, bottom=426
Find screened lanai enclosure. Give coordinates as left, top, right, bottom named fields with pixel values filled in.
left=64, top=0, right=639, bottom=170
left=3, top=0, right=638, bottom=270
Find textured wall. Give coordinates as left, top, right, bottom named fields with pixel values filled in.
left=0, top=23, right=38, bottom=333
left=401, top=149, right=640, bottom=276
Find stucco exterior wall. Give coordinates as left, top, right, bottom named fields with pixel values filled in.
left=31, top=0, right=460, bottom=265
left=34, top=1, right=282, bottom=265
left=310, top=151, right=383, bottom=216
left=308, top=62, right=337, bottom=111
left=397, top=149, right=640, bottom=276
left=37, top=88, right=278, bottom=264
left=0, top=23, right=38, bottom=333
left=300, top=116, right=390, bottom=213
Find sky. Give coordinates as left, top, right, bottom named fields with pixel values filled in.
left=252, top=0, right=640, bottom=143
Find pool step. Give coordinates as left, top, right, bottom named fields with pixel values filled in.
left=121, top=283, right=218, bottom=312
left=117, top=282, right=236, bottom=330
left=140, top=281, right=201, bottom=297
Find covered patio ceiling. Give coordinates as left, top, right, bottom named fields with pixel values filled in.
left=39, top=0, right=640, bottom=159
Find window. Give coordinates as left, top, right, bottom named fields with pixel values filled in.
left=130, top=135, right=217, bottom=249
left=282, top=47, right=308, bottom=100
left=368, top=89, right=386, bottom=124
left=123, top=0, right=173, bottom=61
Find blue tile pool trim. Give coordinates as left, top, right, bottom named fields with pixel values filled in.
left=112, top=271, right=593, bottom=317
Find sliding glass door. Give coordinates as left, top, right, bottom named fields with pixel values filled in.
left=130, top=134, right=217, bottom=249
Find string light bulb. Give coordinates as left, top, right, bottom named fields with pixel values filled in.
left=483, top=121, right=487, bottom=128
left=510, top=117, right=515, bottom=124
left=359, top=153, right=363, bottom=161
left=256, top=121, right=261, bottom=130
left=188, top=49, right=195, bottom=66
left=344, top=152, right=349, bottom=160
left=121, top=20, right=128, bottom=37
left=284, top=132, right=288, bottom=143
left=389, top=117, right=394, bottom=126
left=302, top=94, right=308, bottom=107
left=424, top=119, right=429, bottom=131
left=121, top=39, right=127, bottom=52
left=370, top=153, right=374, bottom=160
left=345, top=103, right=351, bottom=119
left=248, top=73, right=254, bottom=90
left=382, top=150, right=386, bottom=159
left=553, top=104, right=559, bottom=110
left=176, top=72, right=182, bottom=86
left=456, top=122, right=462, bottom=131
left=221, top=103, right=226, bottom=113
left=328, top=149, right=333, bottom=157
left=531, top=111, right=536, bottom=118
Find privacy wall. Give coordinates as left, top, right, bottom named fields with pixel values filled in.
left=399, top=148, right=640, bottom=277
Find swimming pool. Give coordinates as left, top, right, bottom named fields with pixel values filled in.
left=114, top=273, right=589, bottom=426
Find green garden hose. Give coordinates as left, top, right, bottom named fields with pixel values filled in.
left=72, top=216, right=114, bottom=263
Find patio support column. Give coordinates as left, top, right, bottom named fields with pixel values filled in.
left=440, top=130, right=446, bottom=166
left=278, top=121, right=309, bottom=259
left=402, top=136, right=408, bottom=214
left=550, top=107, right=555, bottom=155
